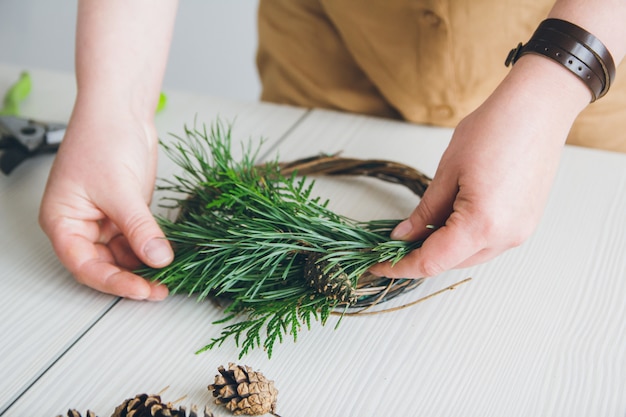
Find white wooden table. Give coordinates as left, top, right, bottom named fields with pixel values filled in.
left=1, top=64, right=625, bottom=417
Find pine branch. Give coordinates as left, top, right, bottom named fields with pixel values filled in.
left=139, top=119, right=422, bottom=358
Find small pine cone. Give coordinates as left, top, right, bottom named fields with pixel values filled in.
left=56, top=410, right=97, bottom=417
left=111, top=393, right=210, bottom=417
left=303, top=252, right=358, bottom=305
left=208, top=363, right=278, bottom=416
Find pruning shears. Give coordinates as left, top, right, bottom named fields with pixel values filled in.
left=0, top=71, right=66, bottom=175
left=0, top=71, right=167, bottom=175
left=0, top=114, right=65, bottom=174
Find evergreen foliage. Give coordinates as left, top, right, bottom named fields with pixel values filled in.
left=140, top=120, right=422, bottom=358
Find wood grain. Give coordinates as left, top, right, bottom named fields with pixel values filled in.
left=2, top=74, right=625, bottom=417
left=0, top=64, right=306, bottom=415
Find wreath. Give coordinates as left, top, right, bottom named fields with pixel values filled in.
left=141, top=120, right=467, bottom=358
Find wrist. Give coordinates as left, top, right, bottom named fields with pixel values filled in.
left=75, top=81, right=161, bottom=124
left=501, top=53, right=590, bottom=122
left=66, top=93, right=159, bottom=152
left=505, top=18, right=616, bottom=102
left=73, top=82, right=160, bottom=131
left=472, top=53, right=590, bottom=153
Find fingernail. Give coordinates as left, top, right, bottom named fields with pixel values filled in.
left=144, top=238, right=173, bottom=266
left=127, top=290, right=150, bottom=301
left=391, top=219, right=413, bottom=240
left=147, top=282, right=169, bottom=301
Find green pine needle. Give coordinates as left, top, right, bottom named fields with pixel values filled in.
left=140, top=119, right=422, bottom=358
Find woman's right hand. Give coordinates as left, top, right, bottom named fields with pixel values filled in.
left=39, top=108, right=174, bottom=300
left=38, top=0, right=179, bottom=298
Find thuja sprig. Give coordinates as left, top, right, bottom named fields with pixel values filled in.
left=140, top=120, right=422, bottom=358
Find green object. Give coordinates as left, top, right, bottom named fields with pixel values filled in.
left=0, top=72, right=166, bottom=115
left=0, top=71, right=32, bottom=116
left=140, top=120, right=422, bottom=358
left=156, top=92, right=167, bottom=113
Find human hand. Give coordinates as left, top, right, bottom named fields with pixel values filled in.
left=371, top=55, right=590, bottom=279
left=39, top=109, right=173, bottom=300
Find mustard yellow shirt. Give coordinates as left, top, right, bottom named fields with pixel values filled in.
left=257, top=0, right=626, bottom=153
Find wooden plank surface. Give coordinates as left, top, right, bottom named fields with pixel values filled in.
left=0, top=64, right=117, bottom=414
left=265, top=110, right=626, bottom=417
left=0, top=64, right=306, bottom=415
left=2, top=75, right=625, bottom=417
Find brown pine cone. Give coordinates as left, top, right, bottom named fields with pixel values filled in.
left=303, top=252, right=358, bottom=305
left=111, top=393, right=213, bottom=417
left=208, top=364, right=278, bottom=416
left=56, top=410, right=97, bottom=417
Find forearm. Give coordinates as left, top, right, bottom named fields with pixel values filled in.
left=75, top=0, right=179, bottom=122
left=549, top=0, right=626, bottom=63
left=492, top=0, right=626, bottom=146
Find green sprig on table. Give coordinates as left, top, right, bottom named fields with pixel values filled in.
left=140, top=120, right=422, bottom=358
left=0, top=71, right=31, bottom=116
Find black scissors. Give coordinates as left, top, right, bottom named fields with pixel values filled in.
left=0, top=115, right=65, bottom=175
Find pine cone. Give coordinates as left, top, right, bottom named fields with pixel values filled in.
left=303, top=252, right=358, bottom=305
left=56, top=411, right=97, bottom=417
left=111, top=393, right=213, bottom=417
left=208, top=364, right=278, bottom=416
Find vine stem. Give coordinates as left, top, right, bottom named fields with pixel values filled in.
left=337, top=277, right=472, bottom=316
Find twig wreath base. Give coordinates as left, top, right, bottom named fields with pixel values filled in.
left=140, top=120, right=459, bottom=358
